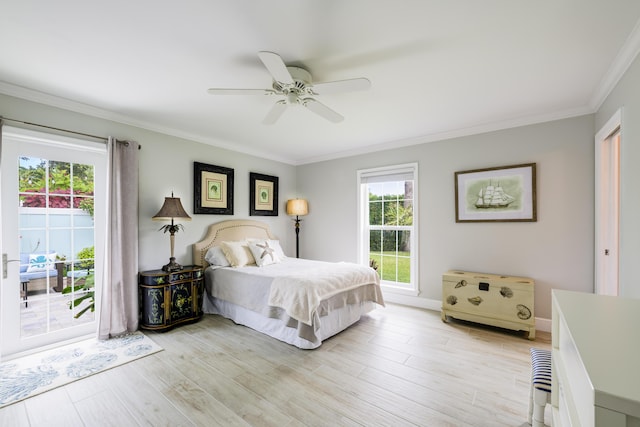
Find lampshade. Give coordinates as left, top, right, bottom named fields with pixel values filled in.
left=286, top=199, right=308, bottom=216
left=152, top=195, right=192, bottom=221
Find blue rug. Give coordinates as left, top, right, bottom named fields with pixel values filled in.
left=0, top=331, right=162, bottom=407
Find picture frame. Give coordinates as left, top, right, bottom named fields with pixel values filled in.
left=249, top=172, right=278, bottom=216
left=194, top=162, right=234, bottom=215
left=455, top=163, right=536, bottom=222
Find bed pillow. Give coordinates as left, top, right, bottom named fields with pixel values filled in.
left=248, top=240, right=281, bottom=267
left=204, top=246, right=231, bottom=267
left=26, top=252, right=57, bottom=273
left=266, top=239, right=286, bottom=259
left=247, top=238, right=287, bottom=259
left=220, top=241, right=255, bottom=267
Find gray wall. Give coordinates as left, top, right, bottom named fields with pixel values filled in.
left=297, top=115, right=595, bottom=320
left=0, top=94, right=298, bottom=271
left=4, top=49, right=639, bottom=321
left=595, top=53, right=640, bottom=299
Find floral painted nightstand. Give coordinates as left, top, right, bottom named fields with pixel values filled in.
left=138, top=265, right=204, bottom=331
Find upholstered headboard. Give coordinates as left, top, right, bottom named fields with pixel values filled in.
left=192, top=219, right=276, bottom=267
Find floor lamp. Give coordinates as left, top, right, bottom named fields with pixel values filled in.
left=153, top=192, right=192, bottom=271
left=286, top=199, right=308, bottom=258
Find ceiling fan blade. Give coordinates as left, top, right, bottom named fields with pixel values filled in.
left=312, top=78, right=371, bottom=95
left=303, top=98, right=344, bottom=123
left=207, top=88, right=273, bottom=96
left=262, top=100, right=287, bottom=125
left=258, top=51, right=294, bottom=85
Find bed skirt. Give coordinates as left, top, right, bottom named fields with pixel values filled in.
left=202, top=292, right=375, bottom=349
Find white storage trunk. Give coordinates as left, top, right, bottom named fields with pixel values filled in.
left=441, top=270, right=535, bottom=339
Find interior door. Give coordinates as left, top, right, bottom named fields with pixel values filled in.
left=595, top=110, right=621, bottom=296
left=1, top=126, right=106, bottom=359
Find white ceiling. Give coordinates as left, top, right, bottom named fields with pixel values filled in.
left=1, top=1, right=640, bottom=165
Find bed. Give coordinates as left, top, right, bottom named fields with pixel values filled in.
left=192, top=219, right=384, bottom=349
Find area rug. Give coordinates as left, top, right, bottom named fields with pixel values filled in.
left=0, top=331, right=162, bottom=408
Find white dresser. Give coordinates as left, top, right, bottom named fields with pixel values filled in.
left=552, top=290, right=640, bottom=426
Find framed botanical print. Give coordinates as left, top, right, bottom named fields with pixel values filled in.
left=194, top=162, right=234, bottom=215
left=249, top=172, right=278, bottom=216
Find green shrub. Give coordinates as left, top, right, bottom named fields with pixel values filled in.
left=77, top=246, right=94, bottom=270
left=62, top=245, right=95, bottom=318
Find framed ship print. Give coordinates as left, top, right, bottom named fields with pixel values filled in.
left=455, top=163, right=536, bottom=222
left=194, top=162, right=234, bottom=215
left=249, top=172, right=278, bottom=216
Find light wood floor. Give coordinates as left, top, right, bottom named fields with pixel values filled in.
left=0, top=304, right=551, bottom=426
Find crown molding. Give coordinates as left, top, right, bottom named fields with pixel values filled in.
left=589, top=18, right=640, bottom=110
left=296, top=105, right=593, bottom=165
left=0, top=78, right=603, bottom=167
left=4, top=11, right=639, bottom=170
left=0, top=81, right=296, bottom=165
left=0, top=81, right=124, bottom=122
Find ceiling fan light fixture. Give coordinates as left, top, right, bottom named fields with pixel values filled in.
left=208, top=51, right=370, bottom=124
left=286, top=91, right=299, bottom=105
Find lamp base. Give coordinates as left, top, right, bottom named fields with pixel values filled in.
left=161, top=257, right=183, bottom=272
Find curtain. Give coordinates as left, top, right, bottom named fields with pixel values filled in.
left=99, top=137, right=139, bottom=339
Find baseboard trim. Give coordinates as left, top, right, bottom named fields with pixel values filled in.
left=534, top=316, right=551, bottom=333
left=383, top=293, right=442, bottom=311
left=382, top=293, right=552, bottom=333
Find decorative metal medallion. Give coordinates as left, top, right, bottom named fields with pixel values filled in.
left=446, top=295, right=458, bottom=305
left=516, top=304, right=532, bottom=320
left=500, top=286, right=514, bottom=298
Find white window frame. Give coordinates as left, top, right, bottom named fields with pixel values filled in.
left=357, top=163, right=419, bottom=296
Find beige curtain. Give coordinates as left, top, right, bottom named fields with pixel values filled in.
left=99, top=137, right=139, bottom=339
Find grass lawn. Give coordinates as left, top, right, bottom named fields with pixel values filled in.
left=369, top=251, right=410, bottom=283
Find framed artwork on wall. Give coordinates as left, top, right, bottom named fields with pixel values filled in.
left=249, top=172, right=278, bottom=216
left=455, top=163, right=536, bottom=222
left=194, top=162, right=234, bottom=215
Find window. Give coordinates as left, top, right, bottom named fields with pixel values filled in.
left=20, top=157, right=96, bottom=321
left=358, top=163, right=418, bottom=294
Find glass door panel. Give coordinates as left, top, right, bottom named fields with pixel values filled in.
left=1, top=127, right=105, bottom=359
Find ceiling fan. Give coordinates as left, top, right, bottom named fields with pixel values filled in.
left=207, top=51, right=371, bottom=124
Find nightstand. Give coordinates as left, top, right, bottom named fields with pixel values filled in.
left=138, top=265, right=204, bottom=331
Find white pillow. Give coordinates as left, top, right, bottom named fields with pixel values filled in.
left=247, top=238, right=287, bottom=259
left=247, top=240, right=281, bottom=267
left=26, top=253, right=57, bottom=273
left=220, top=241, right=255, bottom=267
left=266, top=239, right=286, bottom=259
left=204, top=246, right=230, bottom=267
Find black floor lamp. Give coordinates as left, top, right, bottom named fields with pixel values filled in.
left=286, top=198, right=308, bottom=258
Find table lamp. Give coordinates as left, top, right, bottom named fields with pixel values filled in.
left=153, top=192, right=191, bottom=271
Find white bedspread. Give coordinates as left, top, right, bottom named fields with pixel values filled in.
left=204, top=258, right=384, bottom=344
left=267, top=261, right=380, bottom=326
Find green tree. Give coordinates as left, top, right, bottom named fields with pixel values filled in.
left=385, top=201, right=413, bottom=226
left=368, top=183, right=413, bottom=253
left=368, top=193, right=382, bottom=225
left=19, top=158, right=94, bottom=214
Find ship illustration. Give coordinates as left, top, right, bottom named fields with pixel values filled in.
left=475, top=182, right=515, bottom=208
